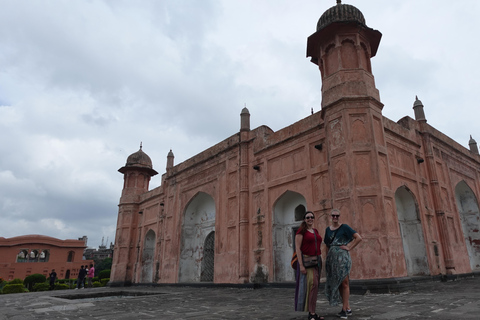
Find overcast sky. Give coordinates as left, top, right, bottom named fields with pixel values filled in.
left=1, top=0, right=479, bottom=250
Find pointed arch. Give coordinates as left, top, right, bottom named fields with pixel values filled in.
left=395, top=186, right=429, bottom=276
left=179, top=192, right=216, bottom=282
left=273, top=190, right=307, bottom=282
left=455, top=180, right=480, bottom=270
left=141, top=229, right=156, bottom=283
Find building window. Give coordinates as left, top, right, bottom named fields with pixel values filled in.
left=28, top=250, right=39, bottom=262
left=39, top=250, right=49, bottom=262
left=16, top=250, right=28, bottom=262
left=67, top=251, right=75, bottom=262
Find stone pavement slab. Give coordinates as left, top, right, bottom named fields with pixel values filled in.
left=0, top=277, right=478, bottom=319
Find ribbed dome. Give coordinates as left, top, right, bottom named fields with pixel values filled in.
left=125, top=147, right=153, bottom=169
left=317, top=1, right=366, bottom=31
left=118, top=144, right=158, bottom=176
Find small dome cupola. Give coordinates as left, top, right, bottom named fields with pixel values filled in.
left=118, top=143, right=158, bottom=176
left=469, top=135, right=479, bottom=155
left=126, top=145, right=153, bottom=168
left=317, top=0, right=366, bottom=31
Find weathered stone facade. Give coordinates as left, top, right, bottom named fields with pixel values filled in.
left=110, top=2, right=480, bottom=285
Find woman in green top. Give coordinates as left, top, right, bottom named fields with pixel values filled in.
left=324, top=209, right=362, bottom=319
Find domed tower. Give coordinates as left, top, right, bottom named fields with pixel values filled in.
left=307, top=2, right=401, bottom=279
left=111, top=144, right=158, bottom=285
left=307, top=0, right=382, bottom=109
left=118, top=144, right=158, bottom=198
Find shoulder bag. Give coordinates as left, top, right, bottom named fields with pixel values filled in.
left=302, top=229, right=321, bottom=268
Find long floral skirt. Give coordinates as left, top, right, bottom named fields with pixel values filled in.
left=324, top=246, right=351, bottom=306
left=294, top=264, right=319, bottom=313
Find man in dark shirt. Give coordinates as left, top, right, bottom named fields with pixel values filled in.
left=49, top=269, right=57, bottom=290
left=76, top=265, right=87, bottom=289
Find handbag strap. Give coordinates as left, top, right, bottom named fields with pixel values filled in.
left=313, top=229, right=318, bottom=255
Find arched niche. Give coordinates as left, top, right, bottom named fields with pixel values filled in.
left=273, top=191, right=307, bottom=282
left=141, top=229, right=156, bottom=283
left=395, top=186, right=429, bottom=276
left=455, top=181, right=480, bottom=270
left=179, top=192, right=216, bottom=282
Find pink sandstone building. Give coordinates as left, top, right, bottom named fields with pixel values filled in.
left=0, top=235, right=93, bottom=281
left=111, top=1, right=480, bottom=286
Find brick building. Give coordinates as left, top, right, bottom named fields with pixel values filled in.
left=111, top=1, right=480, bottom=285
left=0, top=235, right=93, bottom=281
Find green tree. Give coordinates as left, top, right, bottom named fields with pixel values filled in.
left=24, top=274, right=46, bottom=291
left=94, top=257, right=112, bottom=276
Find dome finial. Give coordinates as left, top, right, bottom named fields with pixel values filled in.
left=140, top=142, right=142, bottom=150
left=337, top=0, right=341, bottom=4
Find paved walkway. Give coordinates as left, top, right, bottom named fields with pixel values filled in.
left=1, top=277, right=479, bottom=319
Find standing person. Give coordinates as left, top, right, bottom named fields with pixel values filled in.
left=76, top=265, right=87, bottom=289
left=48, top=269, right=57, bottom=290
left=324, top=209, right=362, bottom=319
left=294, top=211, right=324, bottom=320
left=87, top=263, right=95, bottom=288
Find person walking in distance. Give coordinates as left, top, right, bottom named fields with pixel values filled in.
left=76, top=265, right=87, bottom=289
left=294, top=211, right=324, bottom=320
left=324, top=209, right=362, bottom=319
left=87, top=263, right=95, bottom=288
left=48, top=269, right=57, bottom=290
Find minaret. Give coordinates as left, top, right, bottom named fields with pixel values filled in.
left=413, top=96, right=427, bottom=122
left=111, top=144, right=158, bottom=285
left=307, top=0, right=382, bottom=111
left=166, top=149, right=174, bottom=170
left=240, top=107, right=250, bottom=132
left=239, top=106, right=250, bottom=282
left=469, top=135, right=479, bottom=155
left=307, top=2, right=403, bottom=279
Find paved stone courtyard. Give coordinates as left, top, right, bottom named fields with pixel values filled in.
left=1, top=277, right=479, bottom=319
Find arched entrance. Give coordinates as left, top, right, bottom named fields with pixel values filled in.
left=201, top=231, right=215, bottom=282
left=395, top=186, right=429, bottom=276
left=455, top=181, right=480, bottom=270
left=179, top=192, right=216, bottom=282
left=141, top=229, right=156, bottom=283
left=273, top=191, right=307, bottom=282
